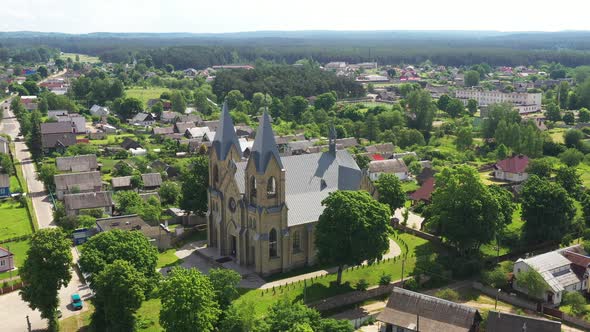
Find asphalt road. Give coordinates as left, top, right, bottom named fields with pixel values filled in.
left=0, top=95, right=91, bottom=331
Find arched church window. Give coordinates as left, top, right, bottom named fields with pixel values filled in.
left=267, top=176, right=277, bottom=198
left=269, top=228, right=278, bottom=258
left=250, top=176, right=257, bottom=201
left=213, top=165, right=219, bottom=185
left=292, top=231, right=301, bottom=252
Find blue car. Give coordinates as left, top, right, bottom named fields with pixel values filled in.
left=71, top=293, right=83, bottom=310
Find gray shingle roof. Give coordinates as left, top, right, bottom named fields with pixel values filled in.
left=54, top=171, right=102, bottom=191
left=486, top=311, right=560, bottom=332
left=211, top=101, right=242, bottom=160
left=56, top=154, right=98, bottom=172
left=377, top=287, right=481, bottom=332
left=369, top=159, right=408, bottom=174
left=235, top=149, right=361, bottom=226
left=111, top=176, right=132, bottom=188
left=40, top=122, right=73, bottom=134
left=64, top=191, right=112, bottom=211
left=250, top=111, right=283, bottom=173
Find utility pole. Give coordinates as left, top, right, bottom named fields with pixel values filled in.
left=400, top=258, right=405, bottom=288
left=26, top=315, right=31, bottom=332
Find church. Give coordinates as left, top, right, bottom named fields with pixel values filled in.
left=207, top=102, right=367, bottom=276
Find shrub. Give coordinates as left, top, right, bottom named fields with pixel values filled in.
left=355, top=279, right=369, bottom=291
left=563, top=291, right=587, bottom=317
left=379, top=274, right=392, bottom=286
left=403, top=278, right=419, bottom=291
left=434, top=288, right=460, bottom=302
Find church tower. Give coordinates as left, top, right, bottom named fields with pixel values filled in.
left=245, top=110, right=287, bottom=274
left=208, top=101, right=242, bottom=252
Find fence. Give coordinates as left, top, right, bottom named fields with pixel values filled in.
left=542, top=306, right=590, bottom=330
left=0, top=281, right=24, bottom=295
left=472, top=282, right=538, bottom=311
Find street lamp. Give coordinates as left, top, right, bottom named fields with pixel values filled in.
left=495, top=288, right=501, bottom=310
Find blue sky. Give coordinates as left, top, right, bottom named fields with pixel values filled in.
left=3, top=0, right=590, bottom=33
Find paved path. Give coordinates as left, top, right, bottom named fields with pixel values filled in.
left=175, top=238, right=402, bottom=290
left=393, top=207, right=424, bottom=230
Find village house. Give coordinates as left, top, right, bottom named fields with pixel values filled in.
left=55, top=113, right=87, bottom=133
left=207, top=104, right=368, bottom=276
left=121, top=137, right=142, bottom=150
left=96, top=215, right=172, bottom=249
left=141, top=173, right=162, bottom=190
left=150, top=161, right=179, bottom=178
left=183, top=68, right=198, bottom=77
left=40, top=122, right=77, bottom=152
left=129, top=112, right=156, bottom=126
left=0, top=174, right=10, bottom=198
left=494, top=155, right=529, bottom=182
left=152, top=126, right=174, bottom=136
left=368, top=159, right=409, bottom=181
left=486, top=310, right=560, bottom=332
left=376, top=287, right=482, bottom=332
left=174, top=121, right=195, bottom=134
left=111, top=176, right=133, bottom=191
left=513, top=245, right=589, bottom=305
left=64, top=191, right=113, bottom=217
left=54, top=171, right=103, bottom=200
left=159, top=111, right=178, bottom=123
left=0, top=136, right=9, bottom=155
left=56, top=154, right=98, bottom=172
left=409, top=177, right=435, bottom=204
left=0, top=246, right=14, bottom=273
left=21, top=96, right=38, bottom=110
left=90, top=104, right=110, bottom=117
left=47, top=110, right=69, bottom=119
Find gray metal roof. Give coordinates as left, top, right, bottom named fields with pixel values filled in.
left=211, top=101, right=242, bottom=160
left=250, top=111, right=283, bottom=173
left=486, top=311, right=560, bottom=332
left=234, top=149, right=361, bottom=226
left=141, top=173, right=162, bottom=187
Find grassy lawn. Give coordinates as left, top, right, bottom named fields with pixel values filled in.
left=401, top=180, right=420, bottom=193
left=156, top=249, right=183, bottom=269
left=0, top=239, right=30, bottom=281
left=10, top=175, right=21, bottom=193
left=89, top=133, right=136, bottom=146
left=60, top=53, right=101, bottom=64
left=126, top=87, right=171, bottom=108
left=0, top=199, right=32, bottom=241
left=548, top=127, right=567, bottom=144
left=577, top=162, right=590, bottom=188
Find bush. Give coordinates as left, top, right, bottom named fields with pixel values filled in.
left=379, top=274, right=392, bottom=286
left=559, top=148, right=584, bottom=166
left=434, top=288, right=460, bottom=302
left=355, top=279, right=369, bottom=291
left=403, top=278, right=419, bottom=291
left=563, top=291, right=587, bottom=317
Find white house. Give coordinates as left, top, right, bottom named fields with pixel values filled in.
left=128, top=113, right=155, bottom=126
left=368, top=159, right=409, bottom=181
left=494, top=155, right=529, bottom=182
left=513, top=246, right=589, bottom=305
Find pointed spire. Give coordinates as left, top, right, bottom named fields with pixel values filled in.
left=251, top=110, right=282, bottom=173
left=329, top=123, right=337, bottom=156
left=212, top=100, right=242, bottom=160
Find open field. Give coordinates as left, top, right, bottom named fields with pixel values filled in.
left=60, top=53, right=101, bottom=64
left=126, top=87, right=171, bottom=108
left=0, top=199, right=32, bottom=241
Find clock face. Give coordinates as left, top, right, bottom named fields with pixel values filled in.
left=229, top=198, right=236, bottom=212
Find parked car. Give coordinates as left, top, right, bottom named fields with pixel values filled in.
left=71, top=293, right=83, bottom=310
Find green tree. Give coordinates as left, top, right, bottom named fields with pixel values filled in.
left=28, top=109, right=43, bottom=161
left=159, top=181, right=181, bottom=205
left=434, top=288, right=460, bottom=302
left=467, top=99, right=478, bottom=114
left=496, top=144, right=509, bottom=160
left=579, top=108, right=590, bottom=123
left=38, top=98, right=48, bottom=114
left=397, top=128, right=425, bottom=148
left=482, top=103, right=520, bottom=139
left=112, top=97, right=143, bottom=119
left=559, top=148, right=584, bottom=167
left=445, top=98, right=465, bottom=118
left=582, top=193, right=590, bottom=226
left=428, top=166, right=501, bottom=253
left=520, top=175, right=576, bottom=244
left=455, top=126, right=473, bottom=150
left=406, top=89, right=435, bottom=133
left=171, top=91, right=186, bottom=113
left=482, top=266, right=509, bottom=289
left=364, top=114, right=380, bottom=141
left=79, top=229, right=159, bottom=285
left=464, top=70, right=480, bottom=87
left=159, top=267, right=220, bottom=332
left=208, top=268, right=241, bottom=310
left=563, top=111, right=575, bottom=125
left=563, top=292, right=587, bottom=316
left=225, top=90, right=244, bottom=109
left=526, top=158, right=553, bottom=178
left=22, top=81, right=39, bottom=95
left=151, top=101, right=164, bottom=118
left=37, top=163, right=57, bottom=191
left=114, top=190, right=144, bottom=215
left=37, top=66, right=49, bottom=78
left=555, top=167, right=582, bottom=197
left=219, top=299, right=259, bottom=332
left=315, top=191, right=392, bottom=284
left=576, top=78, right=590, bottom=109
left=180, top=155, right=209, bottom=215
left=516, top=269, right=548, bottom=298
left=315, top=92, right=337, bottom=111
left=20, top=228, right=73, bottom=332
left=91, top=260, right=147, bottom=332
left=437, top=94, right=451, bottom=111
left=0, top=153, right=12, bottom=176
left=564, top=129, right=584, bottom=148
left=354, top=153, right=371, bottom=170
left=374, top=173, right=405, bottom=214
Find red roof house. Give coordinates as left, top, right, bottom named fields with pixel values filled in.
left=494, top=155, right=529, bottom=182
left=409, top=177, right=435, bottom=203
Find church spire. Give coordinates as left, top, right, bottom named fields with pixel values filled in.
left=212, top=100, right=242, bottom=160
left=329, top=123, right=337, bottom=156
left=251, top=110, right=282, bottom=173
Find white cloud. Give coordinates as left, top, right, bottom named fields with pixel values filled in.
left=0, top=0, right=589, bottom=33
